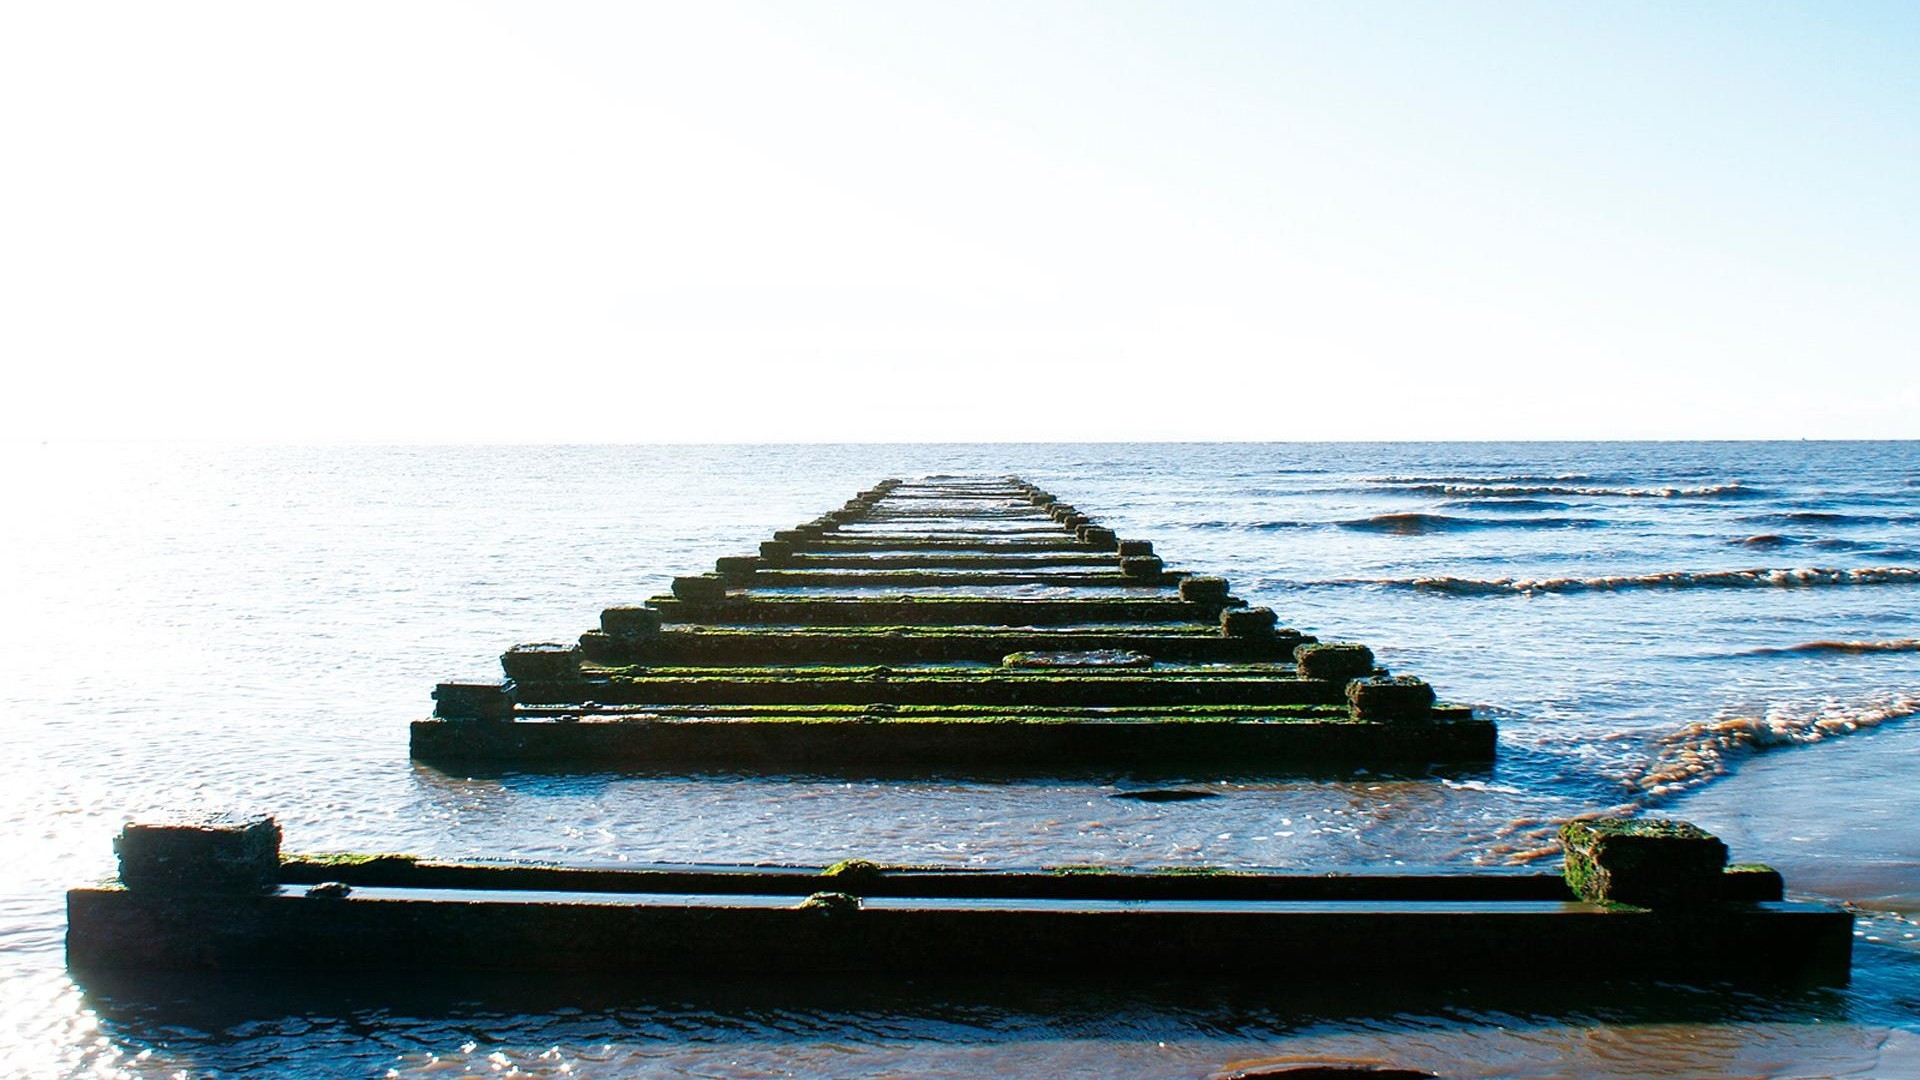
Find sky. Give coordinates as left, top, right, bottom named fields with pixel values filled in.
left=2, top=1, right=1916, bottom=442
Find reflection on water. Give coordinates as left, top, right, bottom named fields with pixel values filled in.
left=65, top=966, right=1892, bottom=1080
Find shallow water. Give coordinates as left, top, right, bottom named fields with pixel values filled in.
left=3, top=441, right=1918, bottom=1077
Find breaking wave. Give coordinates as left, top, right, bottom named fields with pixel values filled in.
left=1337, top=513, right=1603, bottom=535
left=1347, top=566, right=1920, bottom=596
left=1481, top=690, right=1920, bottom=862
left=1438, top=498, right=1574, bottom=511
left=1628, top=691, right=1920, bottom=799
left=1739, top=638, right=1920, bottom=658
left=1364, top=473, right=1597, bottom=485
left=1383, top=482, right=1753, bottom=499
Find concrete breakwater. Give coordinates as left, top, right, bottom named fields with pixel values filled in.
left=64, top=475, right=1855, bottom=984
left=413, top=476, right=1493, bottom=769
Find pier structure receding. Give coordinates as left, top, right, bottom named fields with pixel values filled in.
left=412, top=475, right=1494, bottom=770
left=65, top=475, right=1854, bottom=985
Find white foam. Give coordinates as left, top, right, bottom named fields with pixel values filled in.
left=1630, top=691, right=1920, bottom=799
left=1354, top=566, right=1920, bottom=597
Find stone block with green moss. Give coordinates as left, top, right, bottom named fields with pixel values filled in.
left=600, top=606, right=662, bottom=639
left=1221, top=606, right=1279, bottom=638
left=671, top=575, right=729, bottom=604
left=501, top=643, right=582, bottom=682
left=1179, top=576, right=1231, bottom=603
left=1560, top=818, right=1729, bottom=908
left=1294, top=642, right=1374, bottom=681
left=433, top=682, right=512, bottom=720
left=115, top=812, right=282, bottom=894
left=1346, top=675, right=1434, bottom=721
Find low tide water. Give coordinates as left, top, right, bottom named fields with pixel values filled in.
left=3, top=441, right=1918, bottom=1078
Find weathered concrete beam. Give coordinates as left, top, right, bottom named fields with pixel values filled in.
left=519, top=670, right=1354, bottom=708
left=783, top=538, right=1097, bottom=552
left=643, top=596, right=1235, bottom=627
left=733, top=569, right=1172, bottom=588
left=577, top=627, right=1309, bottom=666
left=779, top=553, right=1120, bottom=570
left=412, top=710, right=1496, bottom=768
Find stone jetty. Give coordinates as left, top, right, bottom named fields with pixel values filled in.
left=412, top=475, right=1494, bottom=770
left=65, top=476, right=1854, bottom=984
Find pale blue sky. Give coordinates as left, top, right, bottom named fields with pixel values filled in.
left=3, top=2, right=1915, bottom=440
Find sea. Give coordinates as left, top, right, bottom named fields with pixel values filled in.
left=3, top=441, right=1918, bottom=1079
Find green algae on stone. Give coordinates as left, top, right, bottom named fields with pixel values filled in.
left=1346, top=675, right=1435, bottom=721
left=1559, top=818, right=1729, bottom=908
left=1293, top=642, right=1375, bottom=681
left=796, top=890, right=862, bottom=913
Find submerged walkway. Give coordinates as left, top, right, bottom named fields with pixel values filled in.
left=413, top=475, right=1494, bottom=769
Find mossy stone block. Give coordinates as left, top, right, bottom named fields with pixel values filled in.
left=1294, top=642, right=1374, bottom=681
left=116, top=812, right=281, bottom=894
left=1060, top=514, right=1092, bottom=530
left=1560, top=818, right=1729, bottom=908
left=1116, top=539, right=1154, bottom=557
left=772, top=529, right=813, bottom=544
left=797, top=891, right=862, bottom=914
left=1179, top=576, right=1231, bottom=603
left=433, top=682, right=513, bottom=720
left=714, top=556, right=760, bottom=581
left=1120, top=555, right=1165, bottom=580
left=1346, top=675, right=1435, bottom=720
left=759, top=540, right=795, bottom=563
left=1029, top=493, right=1056, bottom=506
left=1049, top=506, right=1079, bottom=522
left=601, top=606, right=663, bottom=639
left=1221, top=606, right=1279, bottom=638
left=1077, top=526, right=1118, bottom=550
left=502, top=643, right=581, bottom=682
left=672, top=575, right=729, bottom=604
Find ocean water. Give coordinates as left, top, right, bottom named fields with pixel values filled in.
left=2, top=441, right=1918, bottom=1079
